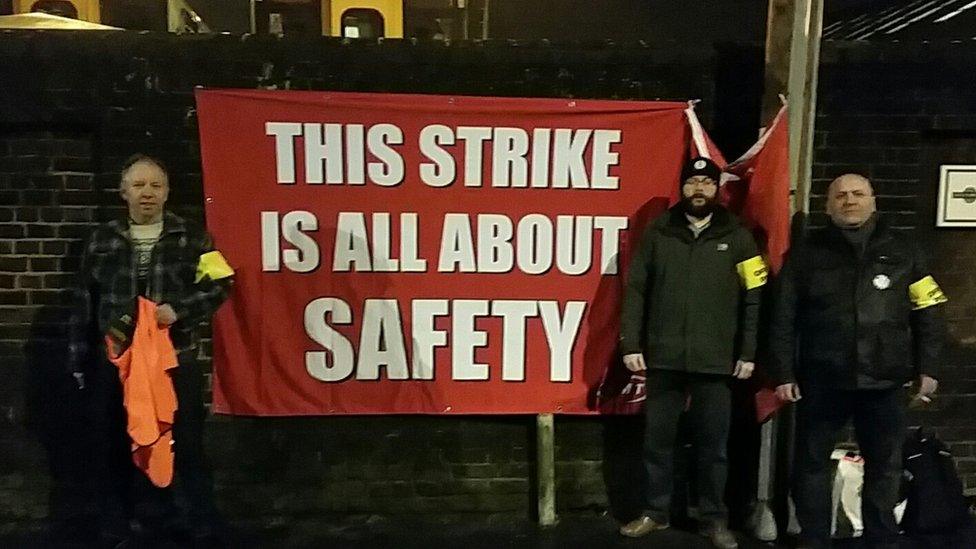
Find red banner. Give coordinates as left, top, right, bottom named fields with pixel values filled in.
left=196, top=89, right=694, bottom=415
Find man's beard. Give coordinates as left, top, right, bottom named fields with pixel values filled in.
left=682, top=195, right=718, bottom=218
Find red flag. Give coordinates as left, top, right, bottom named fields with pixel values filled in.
left=723, top=105, right=791, bottom=422
left=723, top=105, right=791, bottom=274
left=686, top=102, right=728, bottom=166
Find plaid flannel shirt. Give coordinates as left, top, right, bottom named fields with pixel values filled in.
left=67, top=210, right=232, bottom=374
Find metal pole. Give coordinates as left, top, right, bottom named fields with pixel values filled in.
left=752, top=420, right=779, bottom=541
left=788, top=0, right=824, bottom=215
left=481, top=0, right=489, bottom=40
left=537, top=413, right=556, bottom=526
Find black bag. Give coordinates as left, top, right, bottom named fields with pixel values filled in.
left=901, top=428, right=973, bottom=536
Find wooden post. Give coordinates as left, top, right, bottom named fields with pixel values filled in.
left=787, top=0, right=824, bottom=215
left=537, top=413, right=557, bottom=526
left=762, top=0, right=795, bottom=126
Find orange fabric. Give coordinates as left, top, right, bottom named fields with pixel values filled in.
left=105, top=297, right=179, bottom=487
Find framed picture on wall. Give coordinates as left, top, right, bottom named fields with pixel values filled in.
left=937, top=165, right=976, bottom=227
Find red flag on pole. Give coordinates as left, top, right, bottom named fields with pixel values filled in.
left=723, top=105, right=791, bottom=274
left=723, top=104, right=791, bottom=422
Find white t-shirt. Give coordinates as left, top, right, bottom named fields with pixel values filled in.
left=130, top=221, right=163, bottom=291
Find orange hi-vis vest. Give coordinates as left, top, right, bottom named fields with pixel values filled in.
left=106, top=296, right=179, bottom=488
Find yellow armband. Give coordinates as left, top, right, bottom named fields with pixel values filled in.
left=909, top=275, right=947, bottom=310
left=736, top=255, right=768, bottom=290
left=195, top=251, right=235, bottom=283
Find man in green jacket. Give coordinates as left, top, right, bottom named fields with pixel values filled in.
left=617, top=157, right=766, bottom=549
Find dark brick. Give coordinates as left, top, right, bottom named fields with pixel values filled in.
left=30, top=289, right=69, bottom=305
left=881, top=148, right=921, bottom=165
left=0, top=257, right=28, bottom=272
left=957, top=460, right=976, bottom=475
left=0, top=208, right=13, bottom=222
left=58, top=139, right=92, bottom=157
left=57, top=223, right=95, bottom=239
left=62, top=208, right=92, bottom=222
left=20, top=190, right=53, bottom=206
left=0, top=291, right=27, bottom=305
left=59, top=191, right=94, bottom=206
left=42, top=274, right=75, bottom=289
left=25, top=224, right=56, bottom=238
left=366, top=481, right=415, bottom=499
left=60, top=256, right=81, bottom=272
left=13, top=241, right=40, bottom=255
left=17, top=275, right=41, bottom=289
left=0, top=155, right=48, bottom=173
left=29, top=175, right=61, bottom=190
left=0, top=325, right=30, bottom=340
left=0, top=224, right=24, bottom=238
left=51, top=157, right=92, bottom=173
left=64, top=175, right=93, bottom=190
left=0, top=191, right=19, bottom=205
left=2, top=175, right=31, bottom=191
left=9, top=139, right=53, bottom=156
left=0, top=274, right=14, bottom=289
left=40, top=241, right=68, bottom=255
left=15, top=208, right=38, bottom=222
left=28, top=257, right=59, bottom=272
left=0, top=307, right=39, bottom=324
left=39, top=207, right=63, bottom=222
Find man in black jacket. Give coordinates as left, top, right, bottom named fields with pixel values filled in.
left=68, top=154, right=234, bottom=546
left=618, top=157, right=767, bottom=549
left=769, top=174, right=946, bottom=549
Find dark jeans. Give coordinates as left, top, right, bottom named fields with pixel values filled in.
left=643, top=369, right=731, bottom=524
left=88, top=350, right=218, bottom=535
left=793, top=386, right=905, bottom=546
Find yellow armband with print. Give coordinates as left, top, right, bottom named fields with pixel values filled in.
left=909, top=275, right=947, bottom=310
left=195, top=251, right=235, bottom=283
left=736, top=255, right=768, bottom=290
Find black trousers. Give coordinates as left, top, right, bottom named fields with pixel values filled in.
left=643, top=369, right=731, bottom=524
left=88, top=350, right=218, bottom=534
left=793, top=386, right=905, bottom=546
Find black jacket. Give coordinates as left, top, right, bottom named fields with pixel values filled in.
left=67, top=211, right=233, bottom=374
left=620, top=205, right=765, bottom=374
left=768, top=217, right=946, bottom=390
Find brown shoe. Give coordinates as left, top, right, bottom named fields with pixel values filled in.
left=619, top=515, right=669, bottom=537
left=700, top=523, right=738, bottom=549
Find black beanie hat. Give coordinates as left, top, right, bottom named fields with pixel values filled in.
left=681, top=156, right=722, bottom=185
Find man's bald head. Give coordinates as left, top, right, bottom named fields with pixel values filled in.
left=826, top=173, right=876, bottom=227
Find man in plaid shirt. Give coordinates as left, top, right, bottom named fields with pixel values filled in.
left=67, top=154, right=233, bottom=546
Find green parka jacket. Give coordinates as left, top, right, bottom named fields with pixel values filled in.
left=619, top=205, right=766, bottom=374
